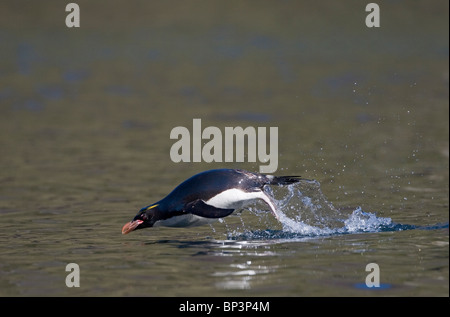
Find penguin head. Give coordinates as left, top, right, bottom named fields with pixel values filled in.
left=122, top=204, right=159, bottom=234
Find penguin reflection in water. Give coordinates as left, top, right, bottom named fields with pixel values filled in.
left=122, top=169, right=303, bottom=234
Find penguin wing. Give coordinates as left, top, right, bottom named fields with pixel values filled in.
left=184, top=199, right=235, bottom=219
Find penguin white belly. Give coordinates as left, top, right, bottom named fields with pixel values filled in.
left=205, top=188, right=277, bottom=213
left=153, top=214, right=217, bottom=228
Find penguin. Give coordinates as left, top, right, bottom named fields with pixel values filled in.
left=122, top=168, right=302, bottom=234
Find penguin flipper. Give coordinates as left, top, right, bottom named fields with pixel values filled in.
left=184, top=199, right=235, bottom=219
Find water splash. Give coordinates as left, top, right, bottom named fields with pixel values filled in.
left=227, top=180, right=436, bottom=241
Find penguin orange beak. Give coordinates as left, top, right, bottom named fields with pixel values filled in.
left=122, top=220, right=143, bottom=235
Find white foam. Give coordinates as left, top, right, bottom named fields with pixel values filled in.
left=254, top=181, right=393, bottom=237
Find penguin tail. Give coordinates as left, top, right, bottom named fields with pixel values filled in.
left=268, top=175, right=303, bottom=185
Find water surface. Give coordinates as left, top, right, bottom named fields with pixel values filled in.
left=0, top=0, right=448, bottom=296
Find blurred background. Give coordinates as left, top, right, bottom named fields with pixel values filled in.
left=0, top=0, right=448, bottom=296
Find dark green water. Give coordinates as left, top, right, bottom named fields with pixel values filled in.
left=0, top=0, right=448, bottom=296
